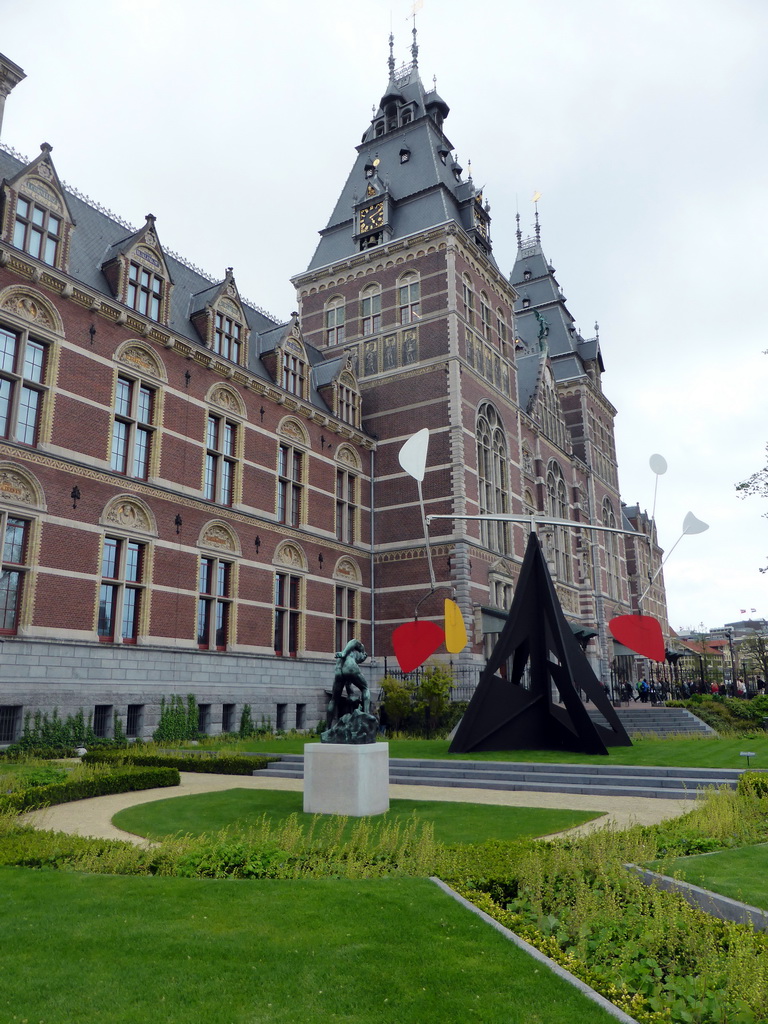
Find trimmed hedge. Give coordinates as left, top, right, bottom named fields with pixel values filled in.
left=0, top=765, right=179, bottom=813
left=82, top=749, right=276, bottom=775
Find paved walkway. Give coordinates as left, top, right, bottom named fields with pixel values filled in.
left=21, top=771, right=693, bottom=846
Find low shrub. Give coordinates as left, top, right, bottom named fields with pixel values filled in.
left=82, top=749, right=276, bottom=775
left=737, top=770, right=768, bottom=797
left=0, top=764, right=179, bottom=813
left=668, top=694, right=768, bottom=735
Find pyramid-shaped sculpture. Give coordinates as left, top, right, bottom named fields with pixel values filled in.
left=450, top=532, right=632, bottom=755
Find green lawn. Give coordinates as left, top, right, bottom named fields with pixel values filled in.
left=657, top=843, right=768, bottom=910
left=195, top=734, right=768, bottom=770
left=0, top=868, right=619, bottom=1024
left=113, top=789, right=600, bottom=843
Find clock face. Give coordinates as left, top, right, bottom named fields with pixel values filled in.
left=359, top=202, right=384, bottom=233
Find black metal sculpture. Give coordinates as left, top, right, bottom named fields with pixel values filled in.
left=449, top=532, right=632, bottom=756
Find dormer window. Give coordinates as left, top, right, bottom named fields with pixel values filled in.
left=127, top=262, right=163, bottom=320
left=13, top=197, right=61, bottom=266
left=282, top=350, right=306, bottom=397
left=375, top=121, right=385, bottom=138
left=522, top=296, right=530, bottom=308
left=213, top=312, right=242, bottom=363
left=364, top=163, right=374, bottom=178
left=401, top=109, right=412, bottom=125
left=399, top=148, right=411, bottom=164
left=523, top=269, right=532, bottom=281
left=438, top=149, right=449, bottom=165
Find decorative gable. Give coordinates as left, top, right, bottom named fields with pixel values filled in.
left=100, top=214, right=173, bottom=325
left=2, top=143, right=75, bottom=272
left=189, top=268, right=250, bottom=364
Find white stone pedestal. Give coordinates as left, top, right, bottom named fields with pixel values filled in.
left=303, top=742, right=389, bottom=816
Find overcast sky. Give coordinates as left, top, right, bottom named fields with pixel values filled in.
left=3, top=0, right=766, bottom=633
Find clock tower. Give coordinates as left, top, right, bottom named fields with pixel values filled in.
left=293, top=32, right=520, bottom=664
left=292, top=33, right=638, bottom=680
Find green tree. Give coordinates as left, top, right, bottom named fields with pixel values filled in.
left=378, top=676, right=413, bottom=732
left=737, top=441, right=768, bottom=573
left=239, top=704, right=255, bottom=737
left=739, top=632, right=768, bottom=682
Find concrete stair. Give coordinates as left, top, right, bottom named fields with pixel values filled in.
left=252, top=752, right=741, bottom=801
left=587, top=706, right=715, bottom=738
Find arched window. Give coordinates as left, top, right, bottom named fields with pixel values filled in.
left=398, top=273, right=420, bottom=325
left=462, top=275, right=475, bottom=327
left=602, top=497, right=620, bottom=600
left=547, top=461, right=572, bottom=581
left=325, top=296, right=346, bottom=346
left=476, top=403, right=510, bottom=553
left=480, top=292, right=492, bottom=340
left=360, top=284, right=381, bottom=336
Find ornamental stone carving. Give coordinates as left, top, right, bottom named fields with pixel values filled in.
left=336, top=444, right=361, bottom=470
left=0, top=467, right=38, bottom=507
left=0, top=287, right=60, bottom=332
left=275, top=542, right=306, bottom=570
left=278, top=417, right=308, bottom=445
left=102, top=498, right=154, bottom=535
left=116, top=343, right=165, bottom=380
left=334, top=557, right=361, bottom=583
left=199, top=522, right=239, bottom=554
left=209, top=385, right=245, bottom=416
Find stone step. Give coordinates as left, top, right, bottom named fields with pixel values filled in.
left=252, top=753, right=742, bottom=800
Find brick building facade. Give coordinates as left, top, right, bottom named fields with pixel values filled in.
left=0, top=42, right=668, bottom=742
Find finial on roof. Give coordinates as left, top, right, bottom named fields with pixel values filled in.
left=532, top=190, right=542, bottom=243
left=467, top=158, right=472, bottom=182
left=433, top=74, right=437, bottom=88
left=516, top=211, right=522, bottom=249
left=410, top=0, right=421, bottom=66
left=594, top=321, right=600, bottom=341
left=388, top=32, right=395, bottom=75
left=40, top=142, right=52, bottom=155
left=145, top=213, right=156, bottom=227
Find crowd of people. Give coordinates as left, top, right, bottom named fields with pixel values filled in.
left=613, top=676, right=767, bottom=704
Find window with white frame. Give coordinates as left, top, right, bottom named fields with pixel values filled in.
left=282, top=349, right=306, bottom=397
left=336, top=467, right=358, bottom=544
left=213, top=312, right=242, bottom=363
left=361, top=286, right=381, bottom=336
left=325, top=297, right=346, bottom=346
left=198, top=556, right=232, bottom=650
left=476, top=403, right=510, bottom=554
left=0, top=514, right=30, bottom=635
left=335, top=585, right=358, bottom=651
left=0, top=324, right=47, bottom=447
left=277, top=443, right=303, bottom=527
left=497, top=308, right=508, bottom=348
left=13, top=196, right=62, bottom=266
left=462, top=275, right=475, bottom=327
left=547, top=461, right=572, bottom=582
left=110, top=376, right=155, bottom=479
left=98, top=536, right=145, bottom=643
left=127, top=261, right=163, bottom=320
left=480, top=292, right=492, bottom=340
left=204, top=414, right=237, bottom=505
left=274, top=572, right=301, bottom=656
left=398, top=274, right=420, bottom=325
left=602, top=497, right=621, bottom=600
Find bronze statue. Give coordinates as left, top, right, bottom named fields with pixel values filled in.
left=322, top=639, right=377, bottom=743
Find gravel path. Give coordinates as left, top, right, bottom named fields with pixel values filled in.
left=20, top=771, right=692, bottom=845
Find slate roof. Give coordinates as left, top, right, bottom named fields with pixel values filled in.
left=510, top=235, right=604, bottom=389
left=0, top=144, right=357, bottom=419
left=306, top=61, right=495, bottom=272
